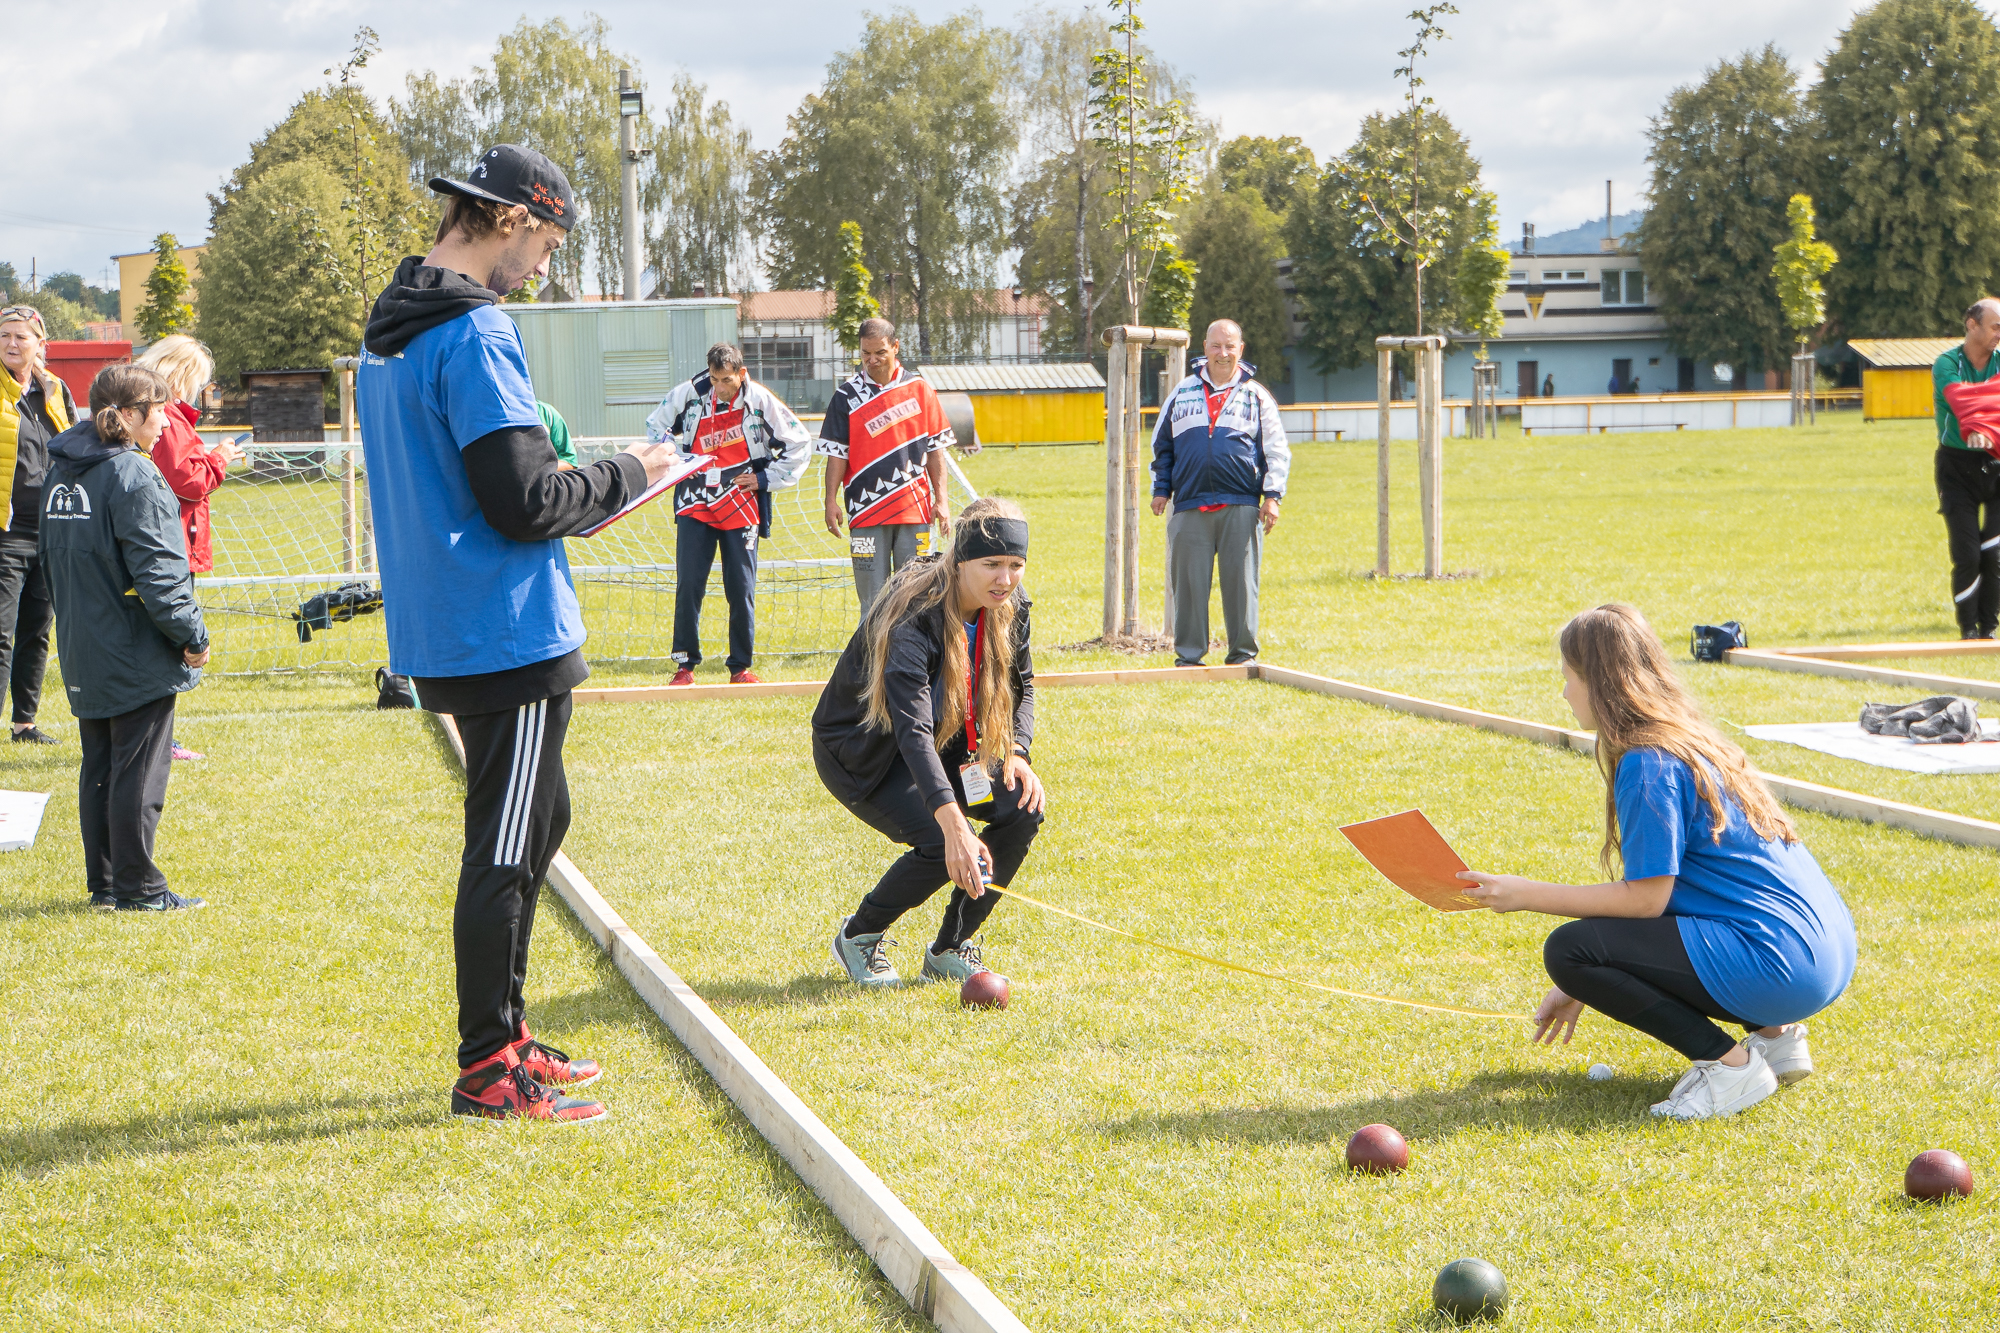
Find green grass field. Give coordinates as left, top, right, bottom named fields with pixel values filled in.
left=6, top=412, right=1999, bottom=1328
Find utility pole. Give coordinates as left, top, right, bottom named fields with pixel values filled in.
left=619, top=70, right=645, bottom=301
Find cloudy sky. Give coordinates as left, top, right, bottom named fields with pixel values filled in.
left=4, top=0, right=1957, bottom=294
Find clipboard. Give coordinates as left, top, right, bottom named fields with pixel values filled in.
left=575, top=453, right=717, bottom=539
left=1337, top=809, right=1482, bottom=911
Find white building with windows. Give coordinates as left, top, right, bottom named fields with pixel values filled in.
left=1277, top=244, right=1745, bottom=403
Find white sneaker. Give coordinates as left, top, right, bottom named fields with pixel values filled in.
left=1742, top=1023, right=1812, bottom=1086
left=1649, top=1048, right=1779, bottom=1120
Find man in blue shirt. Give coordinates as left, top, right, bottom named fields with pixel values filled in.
left=358, top=145, right=672, bottom=1124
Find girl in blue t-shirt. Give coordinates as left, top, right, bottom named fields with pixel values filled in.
left=1458, top=603, right=1857, bottom=1120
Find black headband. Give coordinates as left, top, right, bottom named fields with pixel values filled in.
left=957, top=518, right=1029, bottom=560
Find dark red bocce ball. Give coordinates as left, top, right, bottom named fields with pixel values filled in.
left=960, top=971, right=1010, bottom=1010
left=1345, top=1123, right=1410, bottom=1174
left=1905, top=1149, right=1975, bottom=1202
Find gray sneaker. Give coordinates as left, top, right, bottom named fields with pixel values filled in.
left=1743, top=1023, right=1813, bottom=1085
left=921, top=937, right=994, bottom=985
left=831, top=916, right=900, bottom=987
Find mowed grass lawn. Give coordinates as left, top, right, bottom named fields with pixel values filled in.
left=3, top=412, right=1998, bottom=1328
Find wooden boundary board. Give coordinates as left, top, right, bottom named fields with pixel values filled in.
left=1764, top=641, right=2000, bottom=662
left=1723, top=647, right=2000, bottom=704
left=571, top=664, right=1251, bottom=706
left=431, top=715, right=1030, bottom=1333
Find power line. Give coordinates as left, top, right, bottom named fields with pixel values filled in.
left=0, top=208, right=160, bottom=237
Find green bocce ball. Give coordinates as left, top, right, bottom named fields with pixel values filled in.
left=1432, top=1257, right=1509, bottom=1323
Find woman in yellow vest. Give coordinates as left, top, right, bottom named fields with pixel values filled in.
left=0, top=306, right=75, bottom=744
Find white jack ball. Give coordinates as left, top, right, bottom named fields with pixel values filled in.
left=1586, top=1063, right=1613, bottom=1081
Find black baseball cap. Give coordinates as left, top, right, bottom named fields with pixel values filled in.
left=430, top=145, right=576, bottom=231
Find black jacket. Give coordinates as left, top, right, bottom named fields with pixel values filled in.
left=38, top=420, right=207, bottom=718
left=8, top=374, right=76, bottom=542
left=812, top=584, right=1034, bottom=813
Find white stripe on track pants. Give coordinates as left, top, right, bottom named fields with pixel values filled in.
left=451, top=692, right=573, bottom=1068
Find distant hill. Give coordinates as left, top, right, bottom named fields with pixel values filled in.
left=1506, top=210, right=1646, bottom=255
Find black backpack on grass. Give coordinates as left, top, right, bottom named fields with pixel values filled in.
left=1690, top=621, right=1748, bottom=662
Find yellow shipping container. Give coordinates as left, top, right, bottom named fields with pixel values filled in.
left=918, top=363, right=1108, bottom=446
left=1850, top=338, right=1959, bottom=422
left=1861, top=368, right=1933, bottom=421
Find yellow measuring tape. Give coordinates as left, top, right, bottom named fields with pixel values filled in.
left=991, top=883, right=1522, bottom=1022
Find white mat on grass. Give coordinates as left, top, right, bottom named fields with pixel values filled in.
left=0, top=790, right=50, bottom=851
left=1742, top=721, right=2000, bottom=774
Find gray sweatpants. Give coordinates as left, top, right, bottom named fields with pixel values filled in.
left=1167, top=504, right=1261, bottom=666
left=850, top=522, right=930, bottom=619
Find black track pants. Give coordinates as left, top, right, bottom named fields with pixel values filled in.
left=1936, top=445, right=2000, bottom=636
left=673, top=516, right=758, bottom=672
left=0, top=539, right=53, bottom=724
left=1543, top=917, right=1754, bottom=1062
left=452, top=693, right=572, bottom=1068
left=77, top=693, right=177, bottom=898
left=818, top=748, right=1044, bottom=951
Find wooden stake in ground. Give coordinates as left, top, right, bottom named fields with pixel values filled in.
left=1375, top=335, right=1446, bottom=577
left=1101, top=325, right=1189, bottom=638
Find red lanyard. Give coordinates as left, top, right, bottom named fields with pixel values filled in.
left=965, top=609, right=984, bottom=752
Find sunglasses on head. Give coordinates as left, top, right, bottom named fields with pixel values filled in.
left=0, top=306, right=46, bottom=334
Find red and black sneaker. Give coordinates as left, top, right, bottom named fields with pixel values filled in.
left=511, top=1026, right=603, bottom=1089
left=669, top=667, right=697, bottom=686
left=450, top=1046, right=608, bottom=1124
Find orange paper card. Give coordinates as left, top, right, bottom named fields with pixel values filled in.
left=1338, top=809, right=1482, bottom=912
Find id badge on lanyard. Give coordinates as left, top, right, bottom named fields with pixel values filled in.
left=959, top=610, right=995, bottom=809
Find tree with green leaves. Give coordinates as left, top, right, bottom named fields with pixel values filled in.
left=644, top=74, right=756, bottom=297
left=1455, top=191, right=1509, bottom=358
left=1638, top=45, right=1805, bottom=380
left=1772, top=193, right=1837, bottom=354
left=1215, top=135, right=1317, bottom=222
left=833, top=221, right=880, bottom=353
left=202, top=52, right=430, bottom=379
left=1138, top=236, right=1195, bottom=331
left=1011, top=6, right=1198, bottom=356
left=1287, top=109, right=1485, bottom=375
left=42, top=272, right=119, bottom=321
left=1089, top=0, right=1202, bottom=327
left=475, top=17, right=638, bottom=300
left=1812, top=0, right=2000, bottom=336
left=136, top=233, right=196, bottom=343
left=1183, top=187, right=1285, bottom=373
left=756, top=10, right=1016, bottom=355
left=1332, top=2, right=1461, bottom=336
left=202, top=161, right=360, bottom=377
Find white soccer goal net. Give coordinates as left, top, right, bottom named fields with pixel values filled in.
left=197, top=437, right=981, bottom=675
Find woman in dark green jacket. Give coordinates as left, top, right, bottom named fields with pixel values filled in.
left=40, top=364, right=210, bottom=912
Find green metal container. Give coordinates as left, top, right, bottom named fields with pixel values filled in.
left=502, top=299, right=739, bottom=438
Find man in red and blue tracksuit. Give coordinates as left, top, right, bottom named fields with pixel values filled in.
left=1150, top=318, right=1290, bottom=667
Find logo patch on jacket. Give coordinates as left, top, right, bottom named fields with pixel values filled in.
left=44, top=483, right=91, bottom=518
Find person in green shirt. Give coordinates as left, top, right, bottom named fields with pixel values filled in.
left=1933, top=300, right=2000, bottom=637
left=535, top=400, right=578, bottom=469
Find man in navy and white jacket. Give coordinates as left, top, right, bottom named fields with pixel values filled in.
left=1149, top=319, right=1289, bottom=666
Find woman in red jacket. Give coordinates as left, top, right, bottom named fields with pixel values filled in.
left=134, top=335, right=240, bottom=760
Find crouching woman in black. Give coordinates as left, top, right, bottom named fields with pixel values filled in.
left=814, top=497, right=1045, bottom=988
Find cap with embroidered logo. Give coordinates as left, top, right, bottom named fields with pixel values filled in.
left=430, top=145, right=576, bottom=231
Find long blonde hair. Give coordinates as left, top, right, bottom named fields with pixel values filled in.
left=860, top=496, right=1027, bottom=770
left=1560, top=603, right=1795, bottom=871
left=134, top=334, right=214, bottom=404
